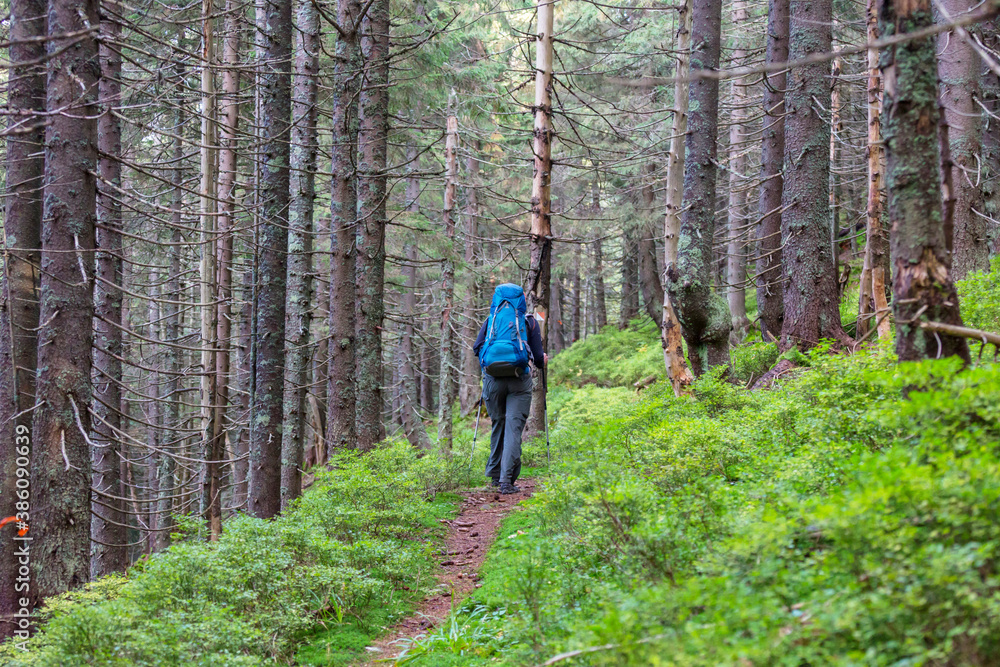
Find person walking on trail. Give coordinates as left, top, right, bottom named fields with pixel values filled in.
left=472, top=283, right=545, bottom=495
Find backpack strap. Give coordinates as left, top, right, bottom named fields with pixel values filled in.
left=514, top=307, right=524, bottom=351
left=487, top=299, right=506, bottom=340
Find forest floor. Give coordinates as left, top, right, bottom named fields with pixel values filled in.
left=357, top=478, right=537, bottom=665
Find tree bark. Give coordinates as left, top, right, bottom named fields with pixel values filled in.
left=282, top=0, right=319, bottom=508
left=619, top=226, right=640, bottom=328
left=0, top=0, right=45, bottom=631
left=145, top=271, right=162, bottom=553
left=882, top=0, right=970, bottom=362
left=639, top=164, right=665, bottom=329
left=938, top=0, right=988, bottom=278
left=858, top=0, right=891, bottom=340
left=215, top=0, right=240, bottom=518
left=980, top=24, right=1000, bottom=256
left=669, top=0, right=729, bottom=376
left=591, top=207, right=609, bottom=334
left=549, top=273, right=566, bottom=354
left=250, top=0, right=292, bottom=518
left=92, top=3, right=127, bottom=576
left=829, top=57, right=843, bottom=289
left=437, top=105, right=460, bottom=451
left=420, top=308, right=435, bottom=414
left=726, top=0, right=750, bottom=340
left=524, top=0, right=554, bottom=439
left=756, top=0, right=788, bottom=341
left=234, top=269, right=252, bottom=510
left=399, top=147, right=432, bottom=449
left=571, top=245, right=583, bottom=341
left=197, top=0, right=222, bottom=539
left=391, top=355, right=402, bottom=427
left=354, top=0, right=390, bottom=449
left=779, top=0, right=848, bottom=350
left=661, top=0, right=695, bottom=395
left=459, top=144, right=483, bottom=414
left=31, top=0, right=100, bottom=601
left=327, top=0, right=362, bottom=452
left=156, top=87, right=185, bottom=548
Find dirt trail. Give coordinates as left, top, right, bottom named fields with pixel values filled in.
left=359, top=478, right=536, bottom=665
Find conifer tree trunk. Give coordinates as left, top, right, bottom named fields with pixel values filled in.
left=197, top=0, right=222, bottom=538
left=420, top=307, right=435, bottom=414
left=354, top=0, right=390, bottom=449
left=438, top=106, right=460, bottom=450
left=145, top=271, right=162, bottom=553
left=858, top=0, right=890, bottom=340
left=282, top=0, right=319, bottom=507
left=31, top=0, right=100, bottom=600
left=459, top=145, right=482, bottom=414
left=619, top=227, right=640, bottom=328
left=156, top=97, right=184, bottom=548
left=756, top=0, right=788, bottom=341
left=639, top=165, right=664, bottom=328
left=592, top=178, right=608, bottom=330
left=215, top=0, right=240, bottom=515
left=779, top=0, right=848, bottom=350
left=829, top=57, right=843, bottom=287
left=0, top=0, right=46, bottom=630
left=661, top=0, right=694, bottom=394
left=327, top=0, right=362, bottom=452
left=550, top=274, right=566, bottom=353
left=92, top=4, right=127, bottom=575
left=234, top=269, right=252, bottom=508
left=571, top=246, right=583, bottom=342
left=592, top=239, right=608, bottom=329
left=982, top=26, right=1000, bottom=256
left=399, top=148, right=432, bottom=449
left=390, top=356, right=402, bottom=427
left=669, top=0, right=729, bottom=376
left=250, top=0, right=292, bottom=518
left=726, top=0, right=750, bottom=340
left=310, top=238, right=329, bottom=461
left=525, top=0, right=554, bottom=438
left=938, top=0, right=988, bottom=278
left=882, top=0, right=970, bottom=362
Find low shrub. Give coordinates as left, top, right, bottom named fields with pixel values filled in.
left=729, top=339, right=778, bottom=385
left=957, top=256, right=1000, bottom=334
left=548, top=318, right=663, bottom=388
left=409, top=350, right=1000, bottom=666
left=1, top=441, right=459, bottom=667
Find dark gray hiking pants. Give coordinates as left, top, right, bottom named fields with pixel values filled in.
left=482, top=372, right=532, bottom=485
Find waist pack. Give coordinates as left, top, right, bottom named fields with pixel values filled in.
left=479, top=284, right=530, bottom=377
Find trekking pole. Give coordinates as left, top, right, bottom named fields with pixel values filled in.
left=468, top=385, right=483, bottom=485
left=542, top=364, right=551, bottom=469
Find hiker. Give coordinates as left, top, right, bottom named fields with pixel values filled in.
left=473, top=283, right=545, bottom=495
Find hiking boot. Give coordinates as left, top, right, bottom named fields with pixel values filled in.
left=499, top=482, right=521, bottom=495
left=490, top=478, right=500, bottom=487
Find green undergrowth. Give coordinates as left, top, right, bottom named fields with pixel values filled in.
left=403, top=347, right=1000, bottom=666
left=548, top=318, right=779, bottom=390
left=957, top=256, right=1000, bottom=334
left=1, top=443, right=464, bottom=667
left=549, top=318, right=665, bottom=388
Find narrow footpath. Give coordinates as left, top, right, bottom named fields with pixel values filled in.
left=359, top=478, right=537, bottom=665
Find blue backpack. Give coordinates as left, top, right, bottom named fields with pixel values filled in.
left=480, top=284, right=531, bottom=377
